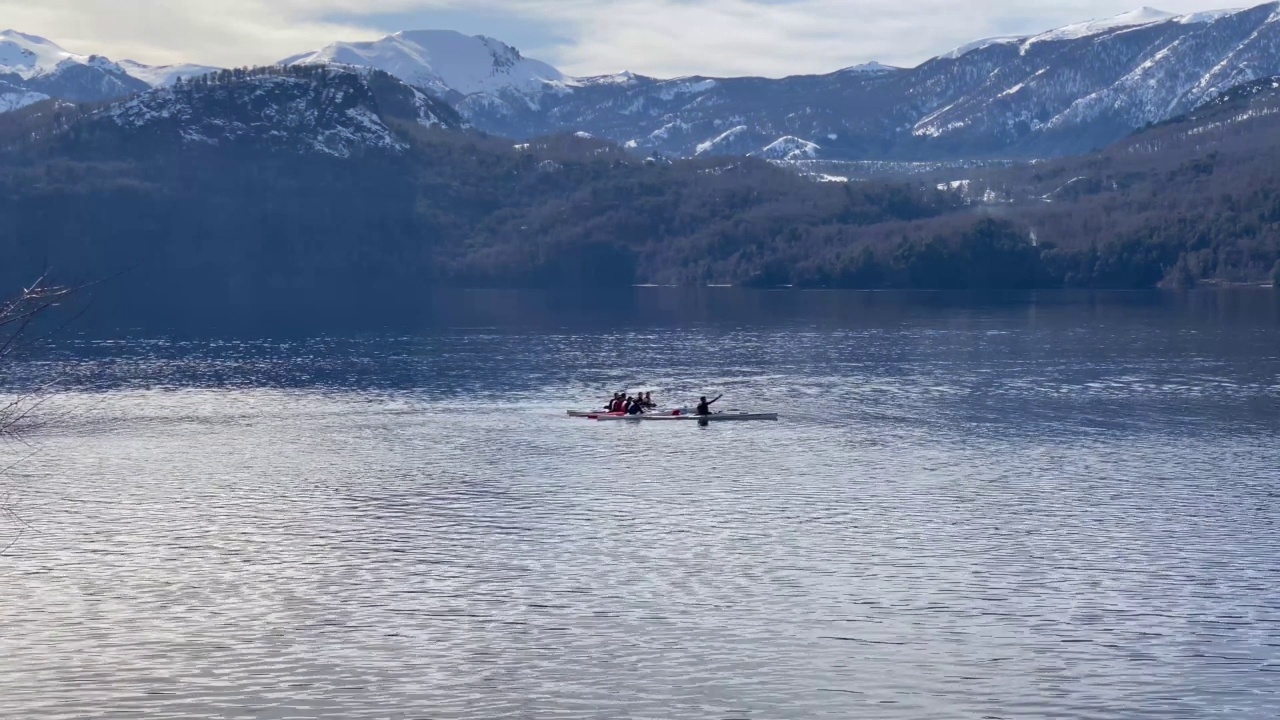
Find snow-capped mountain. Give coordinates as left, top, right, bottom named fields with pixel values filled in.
left=270, top=3, right=1280, bottom=161
left=0, top=29, right=148, bottom=110
left=0, top=30, right=225, bottom=112
left=280, top=30, right=570, bottom=106
left=0, top=28, right=103, bottom=79
left=118, top=59, right=222, bottom=88
left=10, top=3, right=1280, bottom=162
left=78, top=66, right=463, bottom=158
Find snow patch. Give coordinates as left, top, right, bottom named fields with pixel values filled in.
left=1025, top=7, right=1177, bottom=46
left=752, top=136, right=820, bottom=161
left=103, top=71, right=410, bottom=157
left=0, top=89, right=50, bottom=112
left=839, top=61, right=899, bottom=74
left=655, top=78, right=717, bottom=101
left=938, top=36, right=1025, bottom=60
left=648, top=119, right=690, bottom=140
left=695, top=125, right=748, bottom=155
left=119, top=60, right=221, bottom=87
left=580, top=71, right=639, bottom=86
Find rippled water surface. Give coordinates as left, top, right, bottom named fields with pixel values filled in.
left=2, top=290, right=1279, bottom=719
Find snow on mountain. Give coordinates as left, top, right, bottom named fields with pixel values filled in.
left=443, top=4, right=1280, bottom=160
left=695, top=125, right=751, bottom=155
left=280, top=30, right=569, bottom=101
left=99, top=66, right=461, bottom=158
left=119, top=60, right=221, bottom=87
left=838, top=62, right=900, bottom=74
left=9, top=4, right=1280, bottom=163
left=752, top=136, right=821, bottom=160
left=938, top=36, right=1027, bottom=61
left=0, top=88, right=48, bottom=112
left=940, top=7, right=1211, bottom=60
left=903, top=3, right=1280, bottom=149
left=579, top=71, right=642, bottom=86
left=0, top=29, right=80, bottom=79
left=0, top=30, right=188, bottom=111
left=1025, top=7, right=1178, bottom=45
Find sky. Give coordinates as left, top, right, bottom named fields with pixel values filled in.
left=0, top=0, right=1249, bottom=78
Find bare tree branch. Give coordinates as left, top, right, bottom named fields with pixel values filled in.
left=0, top=274, right=85, bottom=555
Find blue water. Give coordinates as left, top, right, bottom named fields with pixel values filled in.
left=1, top=290, right=1278, bottom=719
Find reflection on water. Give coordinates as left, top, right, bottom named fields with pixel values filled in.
left=2, top=290, right=1279, bottom=719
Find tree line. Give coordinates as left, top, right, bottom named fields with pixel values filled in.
left=0, top=67, right=1277, bottom=317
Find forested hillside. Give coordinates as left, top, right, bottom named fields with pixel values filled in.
left=0, top=66, right=1277, bottom=314
left=940, top=77, right=1280, bottom=288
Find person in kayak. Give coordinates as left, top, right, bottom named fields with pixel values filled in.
left=643, top=392, right=655, bottom=409
left=627, top=398, right=646, bottom=415
left=696, top=394, right=722, bottom=416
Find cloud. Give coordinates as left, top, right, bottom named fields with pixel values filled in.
left=0, top=0, right=1240, bottom=76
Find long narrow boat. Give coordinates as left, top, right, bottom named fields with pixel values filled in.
left=593, top=412, right=778, bottom=422
left=567, top=408, right=690, bottom=418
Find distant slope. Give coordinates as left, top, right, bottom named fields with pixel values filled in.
left=1, top=66, right=1278, bottom=309
left=118, top=60, right=222, bottom=87
left=63, top=66, right=464, bottom=159
left=0, top=29, right=223, bottom=110
left=932, top=75, right=1280, bottom=286
left=0, top=29, right=148, bottom=110
left=276, top=4, right=1280, bottom=161
left=9, top=5, right=1280, bottom=162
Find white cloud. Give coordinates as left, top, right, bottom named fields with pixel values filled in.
left=0, top=0, right=1243, bottom=77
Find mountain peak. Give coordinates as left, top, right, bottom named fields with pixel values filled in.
left=0, top=29, right=57, bottom=44
left=1026, top=6, right=1182, bottom=44
left=0, top=29, right=76, bottom=79
left=839, top=61, right=900, bottom=74
left=99, top=66, right=461, bottom=158
left=280, top=29, right=568, bottom=98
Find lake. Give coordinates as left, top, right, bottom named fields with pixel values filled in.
left=2, top=289, right=1279, bottom=719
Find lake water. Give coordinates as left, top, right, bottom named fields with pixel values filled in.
left=2, top=290, right=1279, bottom=719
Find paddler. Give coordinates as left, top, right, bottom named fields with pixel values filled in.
left=643, top=392, right=654, bottom=409
left=696, top=394, right=722, bottom=416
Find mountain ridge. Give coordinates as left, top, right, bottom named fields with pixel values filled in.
left=6, top=4, right=1280, bottom=162
left=1, top=62, right=1278, bottom=303
left=268, top=4, right=1280, bottom=161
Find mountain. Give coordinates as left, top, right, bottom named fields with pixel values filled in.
left=48, top=65, right=463, bottom=159
left=280, top=30, right=570, bottom=106
left=0, top=66, right=961, bottom=308
left=276, top=4, right=1280, bottom=161
left=8, top=4, right=1280, bottom=161
left=1, top=63, right=1278, bottom=307
left=0, top=29, right=149, bottom=110
left=0, top=30, right=224, bottom=112
left=117, top=59, right=222, bottom=87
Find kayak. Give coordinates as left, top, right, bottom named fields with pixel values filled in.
left=567, top=408, right=690, bottom=418
left=593, top=412, right=778, bottom=422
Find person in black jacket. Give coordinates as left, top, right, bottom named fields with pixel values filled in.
left=696, top=394, right=722, bottom=416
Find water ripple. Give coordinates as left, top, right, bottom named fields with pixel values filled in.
left=2, top=301, right=1279, bottom=719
